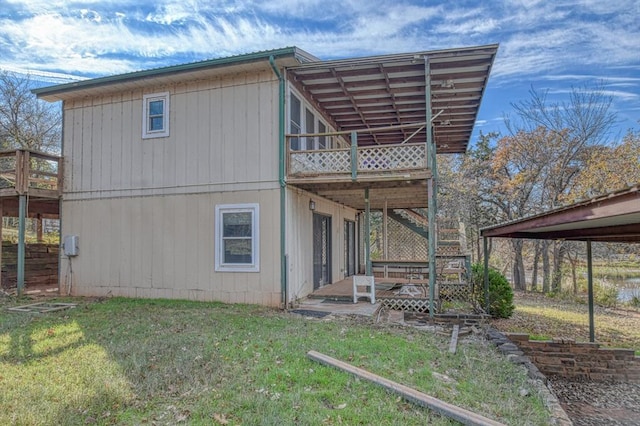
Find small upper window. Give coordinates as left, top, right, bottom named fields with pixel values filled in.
left=142, top=92, right=170, bottom=139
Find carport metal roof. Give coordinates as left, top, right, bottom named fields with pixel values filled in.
left=480, top=184, right=640, bottom=343
left=287, top=44, right=498, bottom=153
left=480, top=185, right=640, bottom=243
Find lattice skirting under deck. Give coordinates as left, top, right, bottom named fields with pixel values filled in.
left=379, top=297, right=436, bottom=313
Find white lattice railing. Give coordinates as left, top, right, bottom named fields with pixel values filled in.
left=357, top=143, right=427, bottom=171
left=288, top=143, right=427, bottom=177
left=289, top=148, right=351, bottom=175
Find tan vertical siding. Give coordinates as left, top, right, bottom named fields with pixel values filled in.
left=59, top=69, right=284, bottom=305
left=285, top=188, right=358, bottom=302
left=63, top=71, right=279, bottom=200
left=60, top=189, right=281, bottom=305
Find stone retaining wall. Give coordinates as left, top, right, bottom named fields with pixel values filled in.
left=506, top=333, right=640, bottom=383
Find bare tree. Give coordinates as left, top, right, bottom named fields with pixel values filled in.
left=0, top=71, right=61, bottom=153
left=506, top=84, right=617, bottom=292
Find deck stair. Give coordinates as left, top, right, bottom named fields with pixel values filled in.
left=387, top=209, right=428, bottom=239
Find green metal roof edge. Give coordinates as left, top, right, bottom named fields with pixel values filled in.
left=33, top=46, right=315, bottom=98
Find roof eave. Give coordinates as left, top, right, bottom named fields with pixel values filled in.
left=33, top=46, right=317, bottom=102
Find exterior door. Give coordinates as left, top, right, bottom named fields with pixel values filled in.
left=344, top=220, right=356, bottom=277
left=313, top=213, right=332, bottom=289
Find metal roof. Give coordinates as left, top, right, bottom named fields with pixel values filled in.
left=480, top=185, right=640, bottom=243
left=287, top=44, right=498, bottom=153
left=34, top=44, right=498, bottom=154
left=33, top=47, right=319, bottom=102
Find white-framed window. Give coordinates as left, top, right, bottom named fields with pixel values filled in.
left=289, top=90, right=330, bottom=151
left=142, top=92, right=170, bottom=139
left=215, top=203, right=260, bottom=272
left=290, top=93, right=302, bottom=150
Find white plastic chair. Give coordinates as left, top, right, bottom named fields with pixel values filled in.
left=353, top=275, right=376, bottom=304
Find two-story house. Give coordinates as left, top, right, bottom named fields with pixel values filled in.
left=34, top=44, right=498, bottom=308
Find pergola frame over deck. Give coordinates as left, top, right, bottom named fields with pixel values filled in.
left=285, top=45, right=498, bottom=315
left=480, top=185, right=640, bottom=341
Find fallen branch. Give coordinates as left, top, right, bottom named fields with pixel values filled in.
left=307, top=350, right=506, bottom=426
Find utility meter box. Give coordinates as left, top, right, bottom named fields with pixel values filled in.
left=63, top=235, right=79, bottom=257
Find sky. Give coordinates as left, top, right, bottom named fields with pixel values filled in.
left=1, top=0, right=638, bottom=142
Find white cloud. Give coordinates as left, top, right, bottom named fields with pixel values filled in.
left=0, top=0, right=637, bottom=133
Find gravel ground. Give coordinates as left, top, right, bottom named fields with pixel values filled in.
left=548, top=376, right=640, bottom=426
left=491, top=291, right=640, bottom=426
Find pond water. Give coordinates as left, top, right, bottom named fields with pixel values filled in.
left=612, top=277, right=640, bottom=302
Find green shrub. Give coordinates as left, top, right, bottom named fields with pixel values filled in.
left=470, top=263, right=515, bottom=318
left=594, top=281, right=618, bottom=308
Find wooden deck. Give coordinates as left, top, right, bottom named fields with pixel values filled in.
left=310, top=276, right=433, bottom=301
left=286, top=142, right=430, bottom=210
left=0, top=149, right=62, bottom=199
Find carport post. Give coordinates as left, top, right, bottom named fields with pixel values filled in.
left=483, top=236, right=489, bottom=313
left=586, top=240, right=595, bottom=342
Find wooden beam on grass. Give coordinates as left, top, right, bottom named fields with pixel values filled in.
left=307, top=350, right=506, bottom=426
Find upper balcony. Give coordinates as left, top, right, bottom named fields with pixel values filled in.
left=287, top=141, right=430, bottom=186
left=0, top=149, right=63, bottom=199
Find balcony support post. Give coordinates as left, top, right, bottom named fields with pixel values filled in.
left=350, top=131, right=358, bottom=182
left=364, top=188, right=372, bottom=276
left=425, top=55, right=437, bottom=317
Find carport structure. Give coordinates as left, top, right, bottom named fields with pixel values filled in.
left=480, top=185, right=640, bottom=342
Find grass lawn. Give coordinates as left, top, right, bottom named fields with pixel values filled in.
left=1, top=296, right=551, bottom=425
left=492, top=291, right=640, bottom=351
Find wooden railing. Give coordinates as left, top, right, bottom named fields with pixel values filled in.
left=0, top=149, right=63, bottom=196
left=288, top=142, right=428, bottom=180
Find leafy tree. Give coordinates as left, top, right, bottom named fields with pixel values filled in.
left=0, top=71, right=61, bottom=153
left=567, top=128, right=640, bottom=201
left=506, top=84, right=617, bottom=292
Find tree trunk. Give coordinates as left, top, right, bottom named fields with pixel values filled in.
left=512, top=239, right=526, bottom=290
left=531, top=241, right=540, bottom=292
left=542, top=240, right=551, bottom=293
left=571, top=257, right=578, bottom=294
left=552, top=241, right=566, bottom=292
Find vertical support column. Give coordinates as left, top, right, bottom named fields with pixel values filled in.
left=36, top=214, right=43, bottom=243
left=586, top=240, right=595, bottom=342
left=350, top=131, right=358, bottom=182
left=0, top=200, right=3, bottom=289
left=383, top=200, right=388, bottom=260
left=364, top=188, right=372, bottom=276
left=17, top=194, right=27, bottom=297
left=483, top=237, right=490, bottom=313
left=425, top=56, right=436, bottom=317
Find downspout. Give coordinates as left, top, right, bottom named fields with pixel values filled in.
left=269, top=56, right=288, bottom=309
left=58, top=102, right=65, bottom=296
